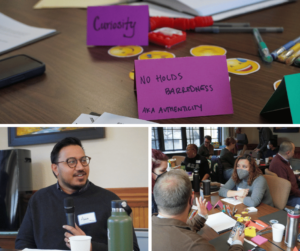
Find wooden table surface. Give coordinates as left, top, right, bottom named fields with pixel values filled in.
left=196, top=193, right=299, bottom=251
left=1, top=0, right=300, bottom=124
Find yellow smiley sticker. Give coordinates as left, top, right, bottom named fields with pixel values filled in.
left=273, top=79, right=281, bottom=90
left=227, top=58, right=260, bottom=75
left=108, top=46, right=143, bottom=58
left=190, top=45, right=227, bottom=57
left=138, top=51, right=175, bottom=60
left=129, top=69, right=135, bottom=80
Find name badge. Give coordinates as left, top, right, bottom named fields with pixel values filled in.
left=196, top=160, right=201, bottom=164
left=78, top=212, right=97, bottom=226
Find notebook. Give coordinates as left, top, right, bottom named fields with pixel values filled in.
left=205, top=212, right=236, bottom=234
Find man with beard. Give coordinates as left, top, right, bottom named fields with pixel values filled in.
left=15, top=137, right=139, bottom=251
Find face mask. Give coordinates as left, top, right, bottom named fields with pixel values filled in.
left=237, top=169, right=249, bottom=180
left=267, top=145, right=270, bottom=149
left=153, top=171, right=167, bottom=181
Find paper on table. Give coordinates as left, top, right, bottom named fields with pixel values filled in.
left=0, top=13, right=57, bottom=55
left=246, top=207, right=258, bottom=213
left=72, top=113, right=100, bottom=124
left=221, top=197, right=242, bottom=205
left=205, top=212, right=236, bottom=233
left=129, top=2, right=193, bottom=18
left=93, top=112, right=157, bottom=124
left=34, top=0, right=130, bottom=9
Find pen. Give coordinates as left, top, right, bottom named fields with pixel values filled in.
left=252, top=220, right=265, bottom=228
left=253, top=28, right=273, bottom=63
left=195, top=27, right=284, bottom=33
left=277, top=43, right=300, bottom=62
left=271, top=35, right=300, bottom=59
left=212, top=22, right=250, bottom=27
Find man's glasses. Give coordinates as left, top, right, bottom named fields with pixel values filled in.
left=55, top=156, right=91, bottom=168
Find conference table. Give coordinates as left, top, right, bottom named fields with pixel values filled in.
left=196, top=193, right=300, bottom=251
left=1, top=0, right=300, bottom=124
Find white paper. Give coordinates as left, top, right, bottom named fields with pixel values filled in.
left=129, top=2, right=193, bottom=18
left=221, top=197, right=242, bottom=205
left=72, top=113, right=100, bottom=124
left=0, top=13, right=57, bottom=55
left=93, top=112, right=157, bottom=124
left=177, top=0, right=266, bottom=16
left=205, top=212, right=236, bottom=233
left=246, top=207, right=258, bottom=213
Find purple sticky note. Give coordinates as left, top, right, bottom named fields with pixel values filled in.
left=87, top=5, right=149, bottom=46
left=135, top=56, right=233, bottom=120
left=206, top=201, right=212, bottom=211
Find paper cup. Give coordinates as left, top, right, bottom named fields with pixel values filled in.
left=70, top=235, right=92, bottom=251
left=272, top=223, right=285, bottom=242
left=256, top=159, right=260, bottom=165
left=265, top=158, right=269, bottom=164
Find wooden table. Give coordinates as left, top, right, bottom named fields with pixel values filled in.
left=195, top=193, right=299, bottom=251
left=1, top=0, right=300, bottom=124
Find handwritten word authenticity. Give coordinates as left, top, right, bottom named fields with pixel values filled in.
left=93, top=17, right=136, bottom=38
left=166, top=85, right=213, bottom=95
left=142, top=105, right=202, bottom=114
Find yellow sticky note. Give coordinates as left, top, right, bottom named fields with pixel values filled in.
left=245, top=227, right=256, bottom=238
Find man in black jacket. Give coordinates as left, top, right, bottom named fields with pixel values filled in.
left=254, top=127, right=273, bottom=156
left=15, top=137, right=139, bottom=251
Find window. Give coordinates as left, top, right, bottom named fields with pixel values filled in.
left=152, top=127, right=160, bottom=149
left=186, top=127, right=201, bottom=147
left=204, top=127, right=220, bottom=143
left=163, top=127, right=182, bottom=150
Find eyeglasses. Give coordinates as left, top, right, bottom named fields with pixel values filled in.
left=55, top=156, right=91, bottom=168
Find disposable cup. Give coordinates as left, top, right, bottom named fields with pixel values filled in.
left=272, top=223, right=285, bottom=242
left=69, top=235, right=92, bottom=251
left=265, top=158, right=269, bottom=164
left=256, top=159, right=260, bottom=165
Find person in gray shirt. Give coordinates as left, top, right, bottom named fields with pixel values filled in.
left=219, top=154, right=273, bottom=207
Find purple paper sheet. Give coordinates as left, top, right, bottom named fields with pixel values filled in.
left=87, top=5, right=149, bottom=46
left=135, top=56, right=233, bottom=120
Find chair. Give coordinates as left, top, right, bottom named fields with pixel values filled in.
left=264, top=168, right=278, bottom=177
left=264, top=175, right=291, bottom=210
left=290, top=158, right=300, bottom=171
left=171, top=156, right=185, bottom=166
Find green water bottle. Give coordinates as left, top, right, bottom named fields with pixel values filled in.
left=108, top=200, right=133, bottom=251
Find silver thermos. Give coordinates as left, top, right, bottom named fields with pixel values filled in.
left=284, top=208, right=300, bottom=248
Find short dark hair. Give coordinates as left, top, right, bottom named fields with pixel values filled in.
left=204, top=135, right=212, bottom=142
left=51, top=137, right=84, bottom=178
left=269, top=139, right=277, bottom=147
left=187, top=144, right=198, bottom=152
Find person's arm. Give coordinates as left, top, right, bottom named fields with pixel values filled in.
left=15, top=203, right=37, bottom=249
left=242, top=176, right=267, bottom=207
left=224, top=151, right=235, bottom=167
left=219, top=178, right=248, bottom=198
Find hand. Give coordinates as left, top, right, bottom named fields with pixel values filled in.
left=232, top=230, right=245, bottom=244
left=269, top=157, right=273, bottom=161
left=196, top=196, right=208, bottom=216
left=254, top=148, right=259, bottom=152
left=237, top=189, right=249, bottom=198
left=236, top=196, right=245, bottom=203
left=63, top=223, right=92, bottom=251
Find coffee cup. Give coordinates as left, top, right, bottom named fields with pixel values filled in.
left=69, top=236, right=92, bottom=251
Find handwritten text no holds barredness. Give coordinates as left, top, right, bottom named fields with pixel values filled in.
left=93, top=17, right=136, bottom=38
left=140, top=73, right=214, bottom=95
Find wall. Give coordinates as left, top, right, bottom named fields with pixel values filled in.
left=242, top=127, right=300, bottom=146
left=0, top=127, right=148, bottom=190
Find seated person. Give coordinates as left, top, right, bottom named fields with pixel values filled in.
left=183, top=144, right=210, bottom=181
left=152, top=149, right=168, bottom=214
left=152, top=169, right=244, bottom=251
left=263, top=139, right=279, bottom=161
left=269, top=141, right=300, bottom=207
left=219, top=154, right=273, bottom=207
left=15, top=137, right=139, bottom=251
left=198, top=135, right=214, bottom=158
left=220, top=137, right=236, bottom=182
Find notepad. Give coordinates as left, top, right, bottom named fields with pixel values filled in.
left=221, top=197, right=242, bottom=205
left=205, top=212, right=236, bottom=234
left=251, top=235, right=268, bottom=245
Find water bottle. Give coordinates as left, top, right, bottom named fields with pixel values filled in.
left=108, top=200, right=133, bottom=251
left=193, top=168, right=200, bottom=192
left=284, top=208, right=300, bottom=248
